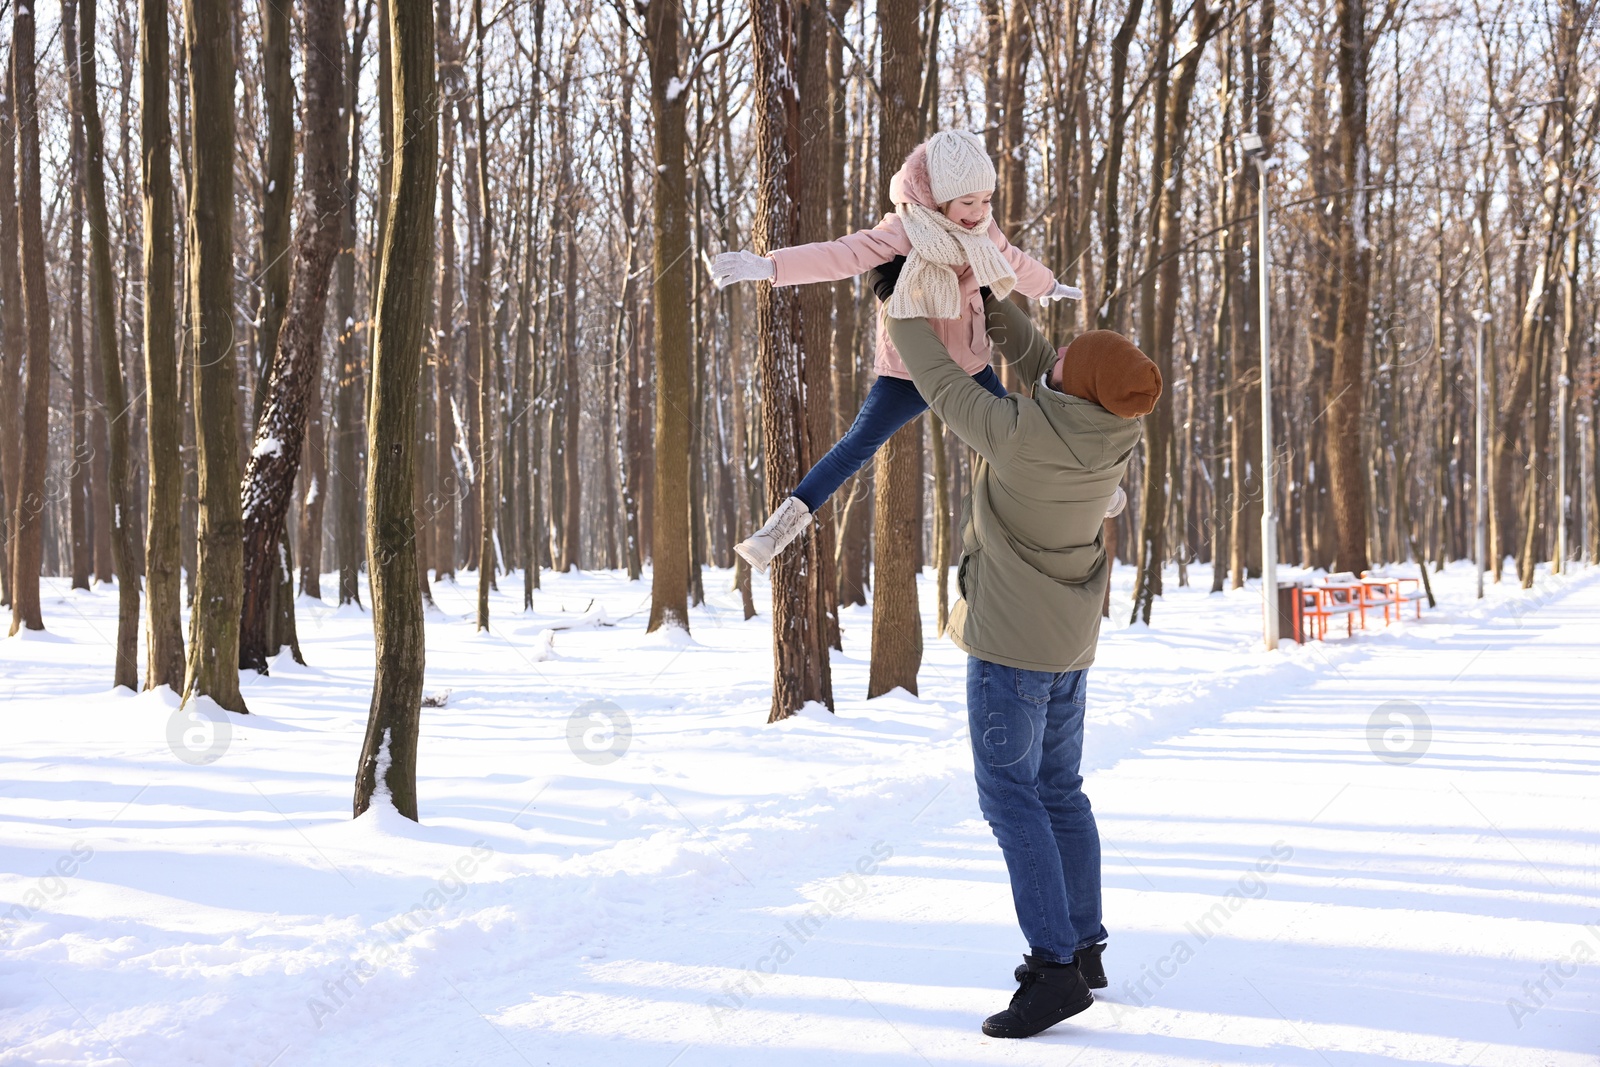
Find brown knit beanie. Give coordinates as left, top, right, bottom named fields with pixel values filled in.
left=1051, top=331, right=1162, bottom=418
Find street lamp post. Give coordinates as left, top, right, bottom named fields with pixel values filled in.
left=1242, top=132, right=1278, bottom=651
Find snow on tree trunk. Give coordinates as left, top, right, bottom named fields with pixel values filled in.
left=354, top=0, right=437, bottom=822
left=238, top=0, right=348, bottom=674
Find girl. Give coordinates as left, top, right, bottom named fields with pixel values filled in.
left=712, top=129, right=1080, bottom=573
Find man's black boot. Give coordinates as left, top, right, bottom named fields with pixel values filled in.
left=1014, top=943, right=1107, bottom=990
left=983, top=955, right=1094, bottom=1038
left=1075, top=943, right=1107, bottom=988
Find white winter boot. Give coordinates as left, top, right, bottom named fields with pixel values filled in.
left=735, top=496, right=813, bottom=575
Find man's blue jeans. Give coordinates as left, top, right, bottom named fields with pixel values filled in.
left=792, top=367, right=1007, bottom=512
left=968, top=656, right=1107, bottom=965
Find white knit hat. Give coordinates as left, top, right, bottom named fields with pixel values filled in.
left=924, top=130, right=997, bottom=205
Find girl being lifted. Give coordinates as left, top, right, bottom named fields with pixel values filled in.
left=712, top=129, right=1080, bottom=573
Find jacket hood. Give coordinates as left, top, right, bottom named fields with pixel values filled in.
left=1031, top=385, right=1144, bottom=473
left=888, top=144, right=937, bottom=211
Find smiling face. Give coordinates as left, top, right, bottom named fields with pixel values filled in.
left=939, top=191, right=993, bottom=229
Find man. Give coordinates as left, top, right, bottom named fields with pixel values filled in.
left=881, top=284, right=1160, bottom=1039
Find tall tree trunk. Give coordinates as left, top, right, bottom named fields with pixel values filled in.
left=434, top=7, right=458, bottom=581
left=298, top=375, right=328, bottom=597
left=458, top=99, right=483, bottom=573
left=868, top=0, right=923, bottom=699
left=89, top=352, right=114, bottom=582
left=141, top=0, right=185, bottom=687
left=459, top=113, right=482, bottom=574
left=1254, top=0, right=1277, bottom=573
left=797, top=0, right=840, bottom=654
left=1094, top=0, right=1147, bottom=331
left=353, top=0, right=436, bottom=821
left=71, top=0, right=112, bottom=588
left=614, top=19, right=642, bottom=582
left=239, top=0, right=346, bottom=672
left=1207, top=37, right=1235, bottom=593
left=0, top=64, right=22, bottom=612
left=334, top=1, right=372, bottom=606
left=1130, top=0, right=1216, bottom=624
left=71, top=191, right=92, bottom=588
left=520, top=2, right=546, bottom=603
left=182, top=0, right=247, bottom=709
left=76, top=0, right=143, bottom=686
left=8, top=0, right=53, bottom=634
left=254, top=0, right=292, bottom=418
left=995, top=0, right=1030, bottom=382
left=1129, top=0, right=1171, bottom=620
left=557, top=105, right=580, bottom=574
left=751, top=0, right=833, bottom=721
left=371, top=0, right=393, bottom=346
left=829, top=0, right=869, bottom=609
left=1228, top=13, right=1262, bottom=587
left=471, top=0, right=494, bottom=625
left=1327, top=0, right=1372, bottom=574
left=644, top=0, right=691, bottom=633
left=67, top=38, right=92, bottom=593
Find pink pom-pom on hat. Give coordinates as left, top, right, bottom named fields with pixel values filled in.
left=888, top=143, right=937, bottom=210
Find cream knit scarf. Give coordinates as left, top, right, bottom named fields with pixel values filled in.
left=885, top=204, right=1018, bottom=320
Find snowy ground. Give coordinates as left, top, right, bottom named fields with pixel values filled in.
left=2, top=558, right=1598, bottom=1066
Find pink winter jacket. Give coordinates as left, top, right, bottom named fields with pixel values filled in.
left=768, top=214, right=1058, bottom=380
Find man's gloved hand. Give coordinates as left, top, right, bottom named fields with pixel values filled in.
left=1041, top=282, right=1084, bottom=302
left=712, top=250, right=776, bottom=289
left=1104, top=485, right=1127, bottom=519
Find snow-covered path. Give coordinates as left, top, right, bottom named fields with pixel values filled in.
left=2, top=563, right=1598, bottom=1065
left=510, top=571, right=1600, bottom=1067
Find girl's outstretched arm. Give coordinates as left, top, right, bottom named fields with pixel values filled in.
left=713, top=216, right=911, bottom=290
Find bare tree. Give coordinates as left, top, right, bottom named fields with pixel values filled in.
left=255, top=0, right=293, bottom=402
left=1129, top=0, right=1219, bottom=624
left=239, top=0, right=346, bottom=672
left=1326, top=0, right=1377, bottom=574
left=77, top=0, right=143, bottom=686
left=1094, top=0, right=1147, bottom=332
left=435, top=0, right=459, bottom=584
left=354, top=0, right=437, bottom=821
left=64, top=2, right=92, bottom=594
left=797, top=0, right=840, bottom=653
left=181, top=0, right=248, bottom=710
left=828, top=0, right=869, bottom=611
left=644, top=0, right=692, bottom=634
left=612, top=17, right=642, bottom=582
left=472, top=0, right=494, bottom=627
left=333, top=0, right=374, bottom=607
left=750, top=0, right=834, bottom=721
left=867, top=0, right=923, bottom=699
left=140, top=0, right=184, bottom=689
left=0, top=63, right=21, bottom=613
left=297, top=375, right=330, bottom=597
left=7, top=0, right=53, bottom=635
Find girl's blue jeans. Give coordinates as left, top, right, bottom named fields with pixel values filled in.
left=791, top=366, right=1007, bottom=512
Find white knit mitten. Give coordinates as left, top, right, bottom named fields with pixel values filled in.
left=712, top=251, right=776, bottom=289
left=1041, top=282, right=1084, bottom=302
